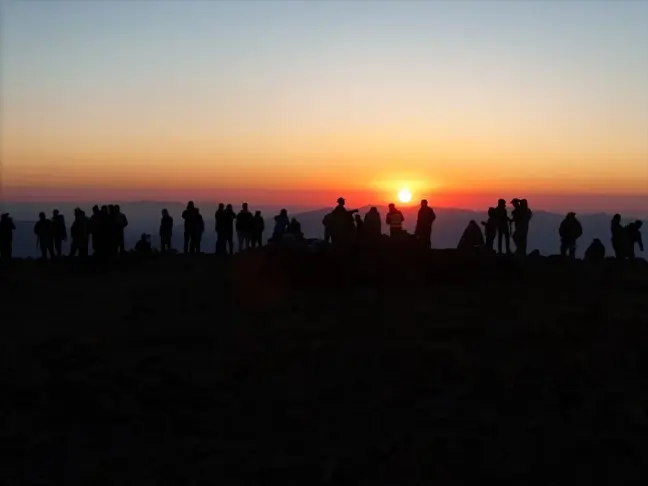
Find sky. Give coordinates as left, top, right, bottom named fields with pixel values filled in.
left=1, top=0, right=647, bottom=212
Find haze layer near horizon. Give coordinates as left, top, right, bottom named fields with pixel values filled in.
left=2, top=0, right=647, bottom=211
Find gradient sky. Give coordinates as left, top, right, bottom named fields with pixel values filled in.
left=1, top=0, right=647, bottom=211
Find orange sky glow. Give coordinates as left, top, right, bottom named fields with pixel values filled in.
left=1, top=1, right=647, bottom=213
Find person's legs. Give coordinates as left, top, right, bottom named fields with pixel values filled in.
left=519, top=230, right=528, bottom=256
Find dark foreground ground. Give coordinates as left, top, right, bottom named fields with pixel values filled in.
left=2, top=247, right=648, bottom=484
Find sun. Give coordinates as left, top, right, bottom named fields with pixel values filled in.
left=398, top=188, right=412, bottom=203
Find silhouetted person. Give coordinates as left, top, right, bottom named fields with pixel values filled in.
left=114, top=205, right=128, bottom=254
left=107, top=205, right=117, bottom=255
left=386, top=203, right=405, bottom=238
left=584, top=238, right=606, bottom=263
left=34, top=212, right=55, bottom=260
left=610, top=214, right=626, bottom=259
left=322, top=212, right=333, bottom=243
left=251, top=210, right=265, bottom=248
left=160, top=209, right=174, bottom=253
left=559, top=212, right=583, bottom=259
left=100, top=205, right=112, bottom=257
left=273, top=209, right=290, bottom=241
left=287, top=217, right=303, bottom=240
left=193, top=209, right=205, bottom=253
left=494, top=199, right=511, bottom=254
left=236, top=203, right=253, bottom=252
left=0, top=213, right=16, bottom=260
left=182, top=201, right=197, bottom=254
left=510, top=199, right=520, bottom=247
left=51, top=209, right=67, bottom=257
left=481, top=207, right=497, bottom=251
left=415, top=199, right=436, bottom=248
left=70, top=208, right=90, bottom=258
left=90, top=205, right=101, bottom=255
left=330, top=197, right=357, bottom=244
left=354, top=214, right=364, bottom=239
left=215, top=204, right=226, bottom=255
left=457, top=220, right=485, bottom=253
left=363, top=207, right=381, bottom=241
left=135, top=233, right=152, bottom=254
left=512, top=199, right=532, bottom=256
left=223, top=204, right=236, bottom=254
left=625, top=220, right=644, bottom=260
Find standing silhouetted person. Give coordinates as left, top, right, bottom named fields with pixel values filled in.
left=90, top=205, right=101, bottom=255
left=610, top=214, right=626, bottom=259
left=386, top=203, right=405, bottom=238
left=193, top=208, right=205, bottom=253
left=354, top=214, right=364, bottom=239
left=0, top=213, right=16, bottom=260
left=363, top=207, right=381, bottom=241
left=160, top=209, right=174, bottom=253
left=215, top=204, right=235, bottom=254
left=512, top=199, right=532, bottom=256
left=251, top=210, right=265, bottom=248
left=51, top=209, right=67, bottom=257
left=223, top=204, right=236, bottom=254
left=510, top=199, right=521, bottom=248
left=415, top=199, right=436, bottom=248
left=236, top=203, right=253, bottom=252
left=107, top=205, right=118, bottom=255
left=322, top=212, right=333, bottom=243
left=625, top=220, right=644, bottom=260
left=559, top=212, right=583, bottom=259
left=182, top=201, right=197, bottom=254
left=34, top=212, right=55, bottom=260
left=70, top=208, right=90, bottom=258
left=481, top=207, right=497, bottom=251
left=584, top=238, right=606, bottom=263
left=494, top=199, right=511, bottom=255
left=330, top=198, right=357, bottom=244
left=114, top=205, right=128, bottom=254
left=273, top=209, right=290, bottom=242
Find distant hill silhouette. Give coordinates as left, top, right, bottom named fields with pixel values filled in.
left=4, top=201, right=645, bottom=258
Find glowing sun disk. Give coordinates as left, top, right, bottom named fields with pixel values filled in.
left=398, top=188, right=412, bottom=203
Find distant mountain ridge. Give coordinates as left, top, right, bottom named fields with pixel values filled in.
left=4, top=201, right=644, bottom=259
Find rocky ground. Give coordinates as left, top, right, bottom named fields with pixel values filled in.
left=2, top=247, right=648, bottom=484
